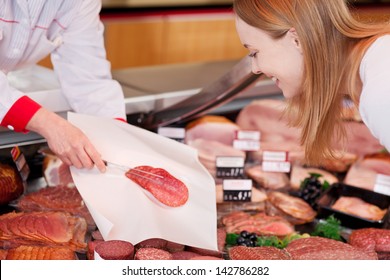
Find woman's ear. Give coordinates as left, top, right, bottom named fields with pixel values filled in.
left=289, top=27, right=303, bottom=54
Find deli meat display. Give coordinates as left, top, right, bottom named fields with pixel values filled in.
left=1, top=59, right=390, bottom=260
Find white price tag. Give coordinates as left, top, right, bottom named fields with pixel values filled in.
left=157, top=127, right=186, bottom=142
left=262, top=161, right=291, bottom=173
left=374, top=174, right=390, bottom=196
left=233, top=139, right=260, bottom=151
left=223, top=179, right=252, bottom=202
left=216, top=156, right=245, bottom=178
left=263, top=151, right=289, bottom=162
left=235, top=130, right=261, bottom=141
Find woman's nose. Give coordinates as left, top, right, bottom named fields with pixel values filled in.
left=251, top=61, right=261, bottom=74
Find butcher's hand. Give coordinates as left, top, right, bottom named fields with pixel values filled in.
left=26, top=108, right=106, bottom=173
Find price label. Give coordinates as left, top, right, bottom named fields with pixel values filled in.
left=216, top=156, right=245, bottom=179
left=262, top=151, right=291, bottom=173
left=235, top=130, right=261, bottom=141
left=157, top=127, right=186, bottom=143
left=10, top=146, right=30, bottom=181
left=233, top=139, right=260, bottom=151
left=374, top=174, right=390, bottom=196
left=223, top=179, right=252, bottom=202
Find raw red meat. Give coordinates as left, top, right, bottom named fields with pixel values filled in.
left=125, top=166, right=189, bottom=207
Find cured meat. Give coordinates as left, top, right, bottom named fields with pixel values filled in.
left=171, top=251, right=201, bottom=260
left=190, top=256, right=224, bottom=260
left=187, top=138, right=246, bottom=179
left=125, top=166, right=189, bottom=207
left=344, top=153, right=390, bottom=191
left=87, top=240, right=104, bottom=260
left=290, top=165, right=338, bottom=190
left=42, top=153, right=74, bottom=187
left=348, top=228, right=390, bottom=254
left=236, top=98, right=383, bottom=160
left=228, top=237, right=378, bottom=260
left=245, top=165, right=289, bottom=190
left=229, top=246, right=291, bottom=260
left=16, top=185, right=95, bottom=229
left=331, top=196, right=387, bottom=221
left=185, top=115, right=240, bottom=146
left=221, top=211, right=295, bottom=236
left=136, top=238, right=168, bottom=250
left=286, top=236, right=378, bottom=260
left=0, top=211, right=87, bottom=251
left=266, top=191, right=316, bottom=225
left=0, top=163, right=24, bottom=205
left=0, top=249, right=8, bottom=260
left=166, top=241, right=185, bottom=253
left=134, top=248, right=173, bottom=260
left=6, top=245, right=76, bottom=260
left=94, top=240, right=134, bottom=260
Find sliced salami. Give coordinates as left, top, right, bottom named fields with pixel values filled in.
left=125, top=166, right=189, bottom=207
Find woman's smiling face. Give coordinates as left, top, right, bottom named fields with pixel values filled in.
left=235, top=16, right=305, bottom=99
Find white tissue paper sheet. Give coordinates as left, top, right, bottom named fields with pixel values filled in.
left=68, top=112, right=218, bottom=251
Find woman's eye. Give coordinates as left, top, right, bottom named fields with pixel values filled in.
left=248, top=52, right=258, bottom=58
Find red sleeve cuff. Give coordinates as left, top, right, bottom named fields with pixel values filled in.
left=1, top=96, right=42, bottom=133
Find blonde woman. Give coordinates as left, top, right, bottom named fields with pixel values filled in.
left=233, top=0, right=390, bottom=165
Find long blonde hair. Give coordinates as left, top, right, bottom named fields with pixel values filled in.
left=234, top=0, right=390, bottom=165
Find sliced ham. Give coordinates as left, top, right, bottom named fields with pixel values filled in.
left=266, top=191, right=317, bottom=225
left=221, top=211, right=295, bottom=237
left=290, top=165, right=339, bottom=191
left=6, top=245, right=76, bottom=260
left=331, top=196, right=387, bottom=221
left=0, top=211, right=87, bottom=251
left=16, top=185, right=95, bottom=229
left=245, top=165, right=290, bottom=190
left=185, top=115, right=240, bottom=146
left=344, top=153, right=390, bottom=191
left=187, top=138, right=246, bottom=179
left=42, top=153, right=74, bottom=187
left=236, top=99, right=383, bottom=161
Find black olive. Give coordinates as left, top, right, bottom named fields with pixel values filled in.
left=240, top=230, right=249, bottom=238
left=249, top=233, right=258, bottom=241
left=244, top=239, right=255, bottom=247
left=236, top=236, right=246, bottom=245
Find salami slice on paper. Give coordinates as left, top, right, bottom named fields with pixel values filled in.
left=125, top=166, right=189, bottom=207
